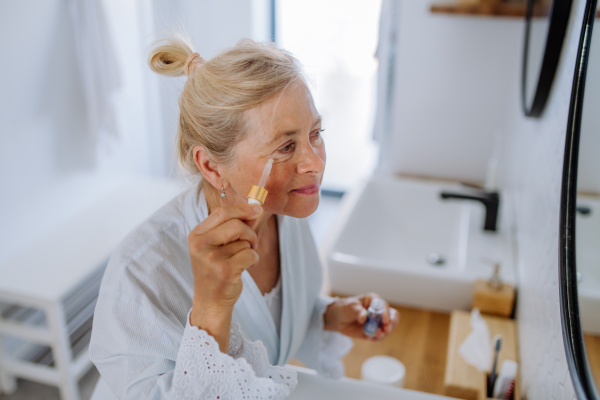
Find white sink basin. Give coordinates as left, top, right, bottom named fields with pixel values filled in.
left=324, top=174, right=515, bottom=312
left=576, top=195, right=600, bottom=334
left=287, top=365, right=457, bottom=400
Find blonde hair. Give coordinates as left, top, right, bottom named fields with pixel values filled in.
left=148, top=35, right=305, bottom=189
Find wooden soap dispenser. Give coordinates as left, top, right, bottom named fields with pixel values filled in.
left=472, top=262, right=515, bottom=317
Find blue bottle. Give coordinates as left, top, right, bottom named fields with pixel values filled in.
left=363, top=298, right=385, bottom=337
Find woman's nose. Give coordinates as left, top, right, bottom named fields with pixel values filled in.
left=296, top=143, right=325, bottom=175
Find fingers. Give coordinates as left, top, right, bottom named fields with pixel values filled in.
left=205, top=218, right=258, bottom=249
left=227, top=247, right=260, bottom=273
left=359, top=293, right=390, bottom=325
left=245, top=213, right=264, bottom=231
left=320, top=294, right=400, bottom=341
left=360, top=292, right=380, bottom=309
left=342, top=297, right=368, bottom=325
left=218, top=240, right=252, bottom=259
left=382, top=302, right=390, bottom=325
left=376, top=307, right=400, bottom=339
left=350, top=301, right=368, bottom=324
left=357, top=293, right=399, bottom=340
left=193, top=204, right=263, bottom=235
left=205, top=241, right=256, bottom=276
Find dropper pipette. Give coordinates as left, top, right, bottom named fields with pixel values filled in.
left=248, top=159, right=274, bottom=205
left=258, top=159, right=273, bottom=188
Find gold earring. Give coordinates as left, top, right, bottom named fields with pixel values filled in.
left=221, top=186, right=226, bottom=198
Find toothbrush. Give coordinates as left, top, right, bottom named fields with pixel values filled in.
left=488, top=335, right=502, bottom=397
left=247, top=159, right=274, bottom=205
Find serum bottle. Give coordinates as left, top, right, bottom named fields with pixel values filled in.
left=363, top=298, right=385, bottom=337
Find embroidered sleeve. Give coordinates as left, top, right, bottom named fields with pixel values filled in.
left=173, top=311, right=298, bottom=400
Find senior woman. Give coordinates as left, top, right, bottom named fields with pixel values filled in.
left=89, top=36, right=400, bottom=400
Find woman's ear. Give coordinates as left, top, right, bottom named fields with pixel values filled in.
left=193, top=145, right=227, bottom=189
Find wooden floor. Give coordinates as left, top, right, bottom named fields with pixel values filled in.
left=584, top=334, right=600, bottom=390
left=289, top=302, right=451, bottom=395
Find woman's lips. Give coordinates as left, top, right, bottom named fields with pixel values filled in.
left=292, top=184, right=320, bottom=195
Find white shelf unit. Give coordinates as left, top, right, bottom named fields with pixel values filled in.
left=0, top=178, right=185, bottom=400
left=0, top=261, right=105, bottom=396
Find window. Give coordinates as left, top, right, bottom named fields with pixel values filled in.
left=276, top=0, right=382, bottom=192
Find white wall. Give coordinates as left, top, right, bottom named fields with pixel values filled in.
left=150, top=0, right=273, bottom=180
left=500, top=0, right=587, bottom=397
left=382, top=0, right=523, bottom=183
left=0, top=0, right=156, bottom=265
left=0, top=0, right=270, bottom=265
left=278, top=0, right=381, bottom=191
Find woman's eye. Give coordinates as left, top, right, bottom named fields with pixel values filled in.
left=278, top=142, right=296, bottom=154
left=276, top=129, right=324, bottom=155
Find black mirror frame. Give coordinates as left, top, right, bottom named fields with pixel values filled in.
left=559, top=0, right=600, bottom=398
left=522, top=0, right=573, bottom=117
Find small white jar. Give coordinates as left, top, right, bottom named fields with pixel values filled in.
left=361, top=355, right=406, bottom=388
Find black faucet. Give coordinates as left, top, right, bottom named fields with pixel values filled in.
left=440, top=190, right=500, bottom=232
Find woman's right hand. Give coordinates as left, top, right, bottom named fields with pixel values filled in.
left=188, top=204, right=263, bottom=351
left=189, top=204, right=263, bottom=309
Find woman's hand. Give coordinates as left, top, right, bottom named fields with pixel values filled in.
left=323, top=293, right=400, bottom=341
left=188, top=204, right=263, bottom=351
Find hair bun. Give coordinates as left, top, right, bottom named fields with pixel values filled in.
left=148, top=35, right=195, bottom=77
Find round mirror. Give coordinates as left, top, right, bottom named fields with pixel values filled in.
left=522, top=0, right=573, bottom=117
left=560, top=0, right=600, bottom=398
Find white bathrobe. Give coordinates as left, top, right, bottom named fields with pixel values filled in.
left=89, top=186, right=353, bottom=399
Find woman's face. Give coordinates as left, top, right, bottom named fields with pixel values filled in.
left=225, top=82, right=325, bottom=218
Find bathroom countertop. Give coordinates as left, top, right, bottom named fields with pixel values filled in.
left=302, top=299, right=451, bottom=393
left=289, top=302, right=456, bottom=397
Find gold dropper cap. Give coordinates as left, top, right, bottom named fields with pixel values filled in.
left=247, top=185, right=268, bottom=205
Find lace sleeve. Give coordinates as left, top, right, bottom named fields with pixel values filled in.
left=173, top=311, right=298, bottom=400
left=292, top=295, right=354, bottom=379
